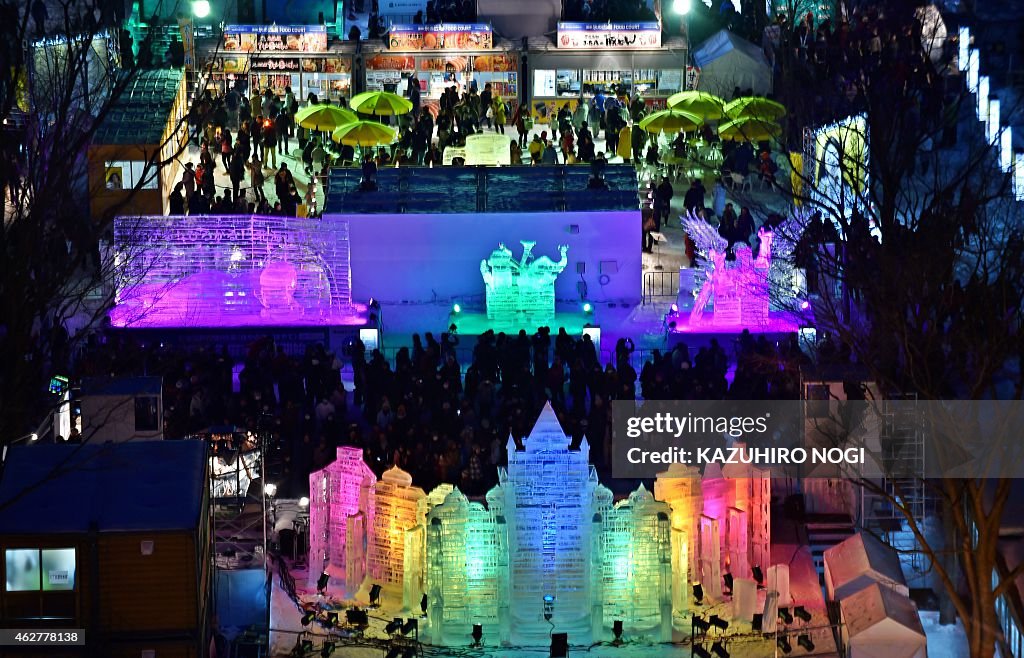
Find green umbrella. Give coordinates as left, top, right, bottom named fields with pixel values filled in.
left=666, top=91, right=727, bottom=120
left=639, top=108, right=703, bottom=134
left=349, top=91, right=414, bottom=117
left=294, top=104, right=358, bottom=131
left=717, top=116, right=781, bottom=142
left=331, top=120, right=397, bottom=147
left=724, top=96, right=787, bottom=121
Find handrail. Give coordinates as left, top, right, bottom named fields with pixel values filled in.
left=642, top=269, right=679, bottom=306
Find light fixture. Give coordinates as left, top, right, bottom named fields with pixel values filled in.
left=301, top=639, right=314, bottom=652
left=384, top=648, right=402, bottom=658
left=709, top=615, right=728, bottom=632
left=401, top=618, right=417, bottom=635
left=192, top=0, right=211, bottom=17
left=301, top=610, right=316, bottom=626
left=752, top=566, right=763, bottom=585
left=800, top=300, right=810, bottom=310
left=320, top=641, right=335, bottom=657
left=612, top=620, right=623, bottom=644
left=326, top=611, right=338, bottom=626
left=421, top=593, right=429, bottom=615
left=264, top=482, right=277, bottom=497
left=797, top=634, right=814, bottom=651
left=692, top=615, right=710, bottom=635
left=582, top=302, right=592, bottom=313
left=673, top=0, right=692, bottom=14
left=777, top=636, right=792, bottom=654
left=452, top=302, right=462, bottom=314
left=692, top=583, right=704, bottom=604
left=346, top=608, right=369, bottom=626
left=299, top=496, right=310, bottom=508
left=317, top=571, right=330, bottom=595
left=794, top=606, right=811, bottom=623
left=385, top=618, right=403, bottom=634
left=401, top=648, right=416, bottom=658
left=711, top=641, right=730, bottom=658
left=723, top=573, right=733, bottom=595
left=778, top=607, right=793, bottom=624
left=670, top=303, right=679, bottom=313
left=472, top=623, right=483, bottom=646
left=543, top=594, right=555, bottom=620
left=692, top=645, right=712, bottom=658
left=369, top=584, right=382, bottom=607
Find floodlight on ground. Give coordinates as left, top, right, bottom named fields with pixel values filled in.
left=320, top=641, right=335, bottom=657
left=752, top=565, right=763, bottom=585
left=401, top=618, right=418, bottom=635
left=778, top=607, right=793, bottom=624
left=777, top=636, right=792, bottom=654
left=421, top=593, right=429, bottom=615
left=472, top=623, right=483, bottom=646
left=301, top=610, right=315, bottom=626
left=692, top=645, right=712, bottom=658
left=692, top=615, right=710, bottom=635
left=264, top=482, right=277, bottom=497
left=326, top=611, right=338, bottom=626
left=385, top=618, right=402, bottom=635
left=794, top=606, right=811, bottom=623
left=673, top=0, right=692, bottom=14
left=797, top=634, right=815, bottom=652
left=709, top=615, right=728, bottom=632
left=671, top=303, right=679, bottom=313
left=723, top=573, right=733, bottom=594
left=612, top=620, right=623, bottom=644
left=692, top=583, right=704, bottom=604
left=452, top=303, right=462, bottom=314
left=384, top=648, right=402, bottom=658
left=192, top=0, right=210, bottom=17
left=301, top=639, right=314, bottom=652
left=583, top=302, right=592, bottom=313
left=317, top=572, right=330, bottom=595
left=401, top=648, right=417, bottom=658
left=346, top=608, right=369, bottom=625
left=711, top=641, right=730, bottom=658
left=299, top=496, right=310, bottom=507
left=369, top=583, right=382, bottom=607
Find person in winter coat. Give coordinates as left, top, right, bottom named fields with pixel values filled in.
left=492, top=96, right=506, bottom=134
left=617, top=124, right=632, bottom=163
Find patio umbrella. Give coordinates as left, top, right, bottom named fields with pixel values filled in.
left=724, top=96, right=787, bottom=121
left=294, top=104, right=358, bottom=131
left=639, top=108, right=703, bottom=134
left=717, top=116, right=781, bottom=142
left=349, top=91, right=414, bottom=117
left=666, top=91, right=726, bottom=120
left=331, top=120, right=397, bottom=147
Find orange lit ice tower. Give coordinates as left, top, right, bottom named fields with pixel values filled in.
left=654, top=463, right=704, bottom=615
left=368, top=467, right=427, bottom=588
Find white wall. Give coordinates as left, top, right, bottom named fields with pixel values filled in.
left=342, top=211, right=642, bottom=304
left=82, top=394, right=164, bottom=442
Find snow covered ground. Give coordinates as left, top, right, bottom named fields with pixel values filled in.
left=920, top=611, right=970, bottom=658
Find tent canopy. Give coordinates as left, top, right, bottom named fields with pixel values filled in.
left=824, top=532, right=909, bottom=600
left=694, top=30, right=772, bottom=98
left=841, top=583, right=927, bottom=658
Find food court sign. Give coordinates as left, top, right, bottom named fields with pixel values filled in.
left=388, top=23, right=493, bottom=51
left=223, top=24, right=328, bottom=53
left=557, top=22, right=661, bottom=50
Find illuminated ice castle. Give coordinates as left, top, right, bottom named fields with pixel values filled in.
left=308, top=404, right=770, bottom=646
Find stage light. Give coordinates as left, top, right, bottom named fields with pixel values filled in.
left=264, top=482, right=277, bottom=497
left=612, top=620, right=623, bottom=644
left=326, top=611, right=339, bottom=626
left=301, top=610, right=316, bottom=626
left=673, top=0, right=692, bottom=14
left=421, top=593, right=429, bottom=615
left=401, top=618, right=418, bottom=635
left=385, top=618, right=403, bottom=634
left=543, top=594, right=555, bottom=620
left=671, top=303, right=679, bottom=313
left=692, top=645, right=712, bottom=658
left=299, top=496, right=310, bottom=507
left=384, top=648, right=402, bottom=658
left=317, top=571, right=330, bottom=595
left=583, top=302, right=592, bottom=313
left=346, top=608, right=369, bottom=625
left=794, top=606, right=811, bottom=623
left=192, top=0, right=210, bottom=17
left=798, top=634, right=815, bottom=651
left=692, top=615, right=710, bottom=635
left=777, top=636, right=792, bottom=654
left=709, top=615, right=729, bottom=632
left=723, top=573, right=733, bottom=594
left=401, top=648, right=417, bottom=658
left=452, top=303, right=462, bottom=314
left=711, top=641, right=730, bottom=658
left=800, top=300, right=810, bottom=310
left=302, top=639, right=314, bottom=652
left=369, top=584, right=382, bottom=607
left=779, top=607, right=793, bottom=624
left=550, top=632, right=568, bottom=658
left=320, top=641, right=335, bottom=657
left=692, top=583, right=704, bottom=604
left=752, top=566, right=763, bottom=585
left=472, top=623, right=483, bottom=646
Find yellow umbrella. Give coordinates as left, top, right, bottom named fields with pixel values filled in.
left=349, top=91, right=414, bottom=117
left=639, top=108, right=703, bottom=134
left=724, top=96, right=787, bottom=121
left=717, top=116, right=781, bottom=142
left=331, top=120, right=397, bottom=147
left=666, top=91, right=726, bottom=120
left=294, top=104, right=358, bottom=131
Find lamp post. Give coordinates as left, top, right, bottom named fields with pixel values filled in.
left=674, top=0, right=693, bottom=68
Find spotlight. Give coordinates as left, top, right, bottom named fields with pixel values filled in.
left=550, top=632, right=568, bottom=658
left=583, top=302, right=592, bottom=313
left=317, top=571, right=330, bottom=595
left=401, top=648, right=417, bottom=658
left=777, top=636, right=792, bottom=654
left=302, top=639, right=314, bottom=652
left=709, top=615, right=729, bottom=632
left=711, top=641, right=730, bottom=658
left=421, top=593, right=429, bottom=616
left=794, top=606, right=811, bottom=623
left=320, top=641, right=335, bottom=657
left=778, top=607, right=793, bottom=624
left=264, top=482, right=277, bottom=496
left=543, top=594, right=555, bottom=620
left=692, top=645, right=712, bottom=658
left=671, top=303, right=679, bottom=313
left=752, top=566, right=764, bottom=586
left=299, top=496, right=310, bottom=508
left=723, top=573, right=734, bottom=594
left=798, top=634, right=814, bottom=651
left=673, top=0, right=692, bottom=14
left=401, top=618, right=418, bottom=635
left=800, top=300, right=810, bottom=310
left=472, top=623, right=483, bottom=646
left=346, top=608, right=369, bottom=626
left=192, top=0, right=211, bottom=17
left=384, top=648, right=402, bottom=658
left=692, top=583, right=704, bottom=604
left=612, top=619, right=623, bottom=644
left=692, top=615, right=710, bottom=635
left=301, top=610, right=316, bottom=626
left=326, top=611, right=339, bottom=626
left=385, top=618, right=403, bottom=635
left=452, top=303, right=462, bottom=314
left=369, top=584, right=382, bottom=607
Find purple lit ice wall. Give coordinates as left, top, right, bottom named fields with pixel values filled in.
left=111, top=215, right=363, bottom=328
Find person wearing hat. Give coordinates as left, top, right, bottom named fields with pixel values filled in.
left=180, top=162, right=195, bottom=203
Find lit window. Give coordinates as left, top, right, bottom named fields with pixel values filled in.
left=4, top=549, right=76, bottom=592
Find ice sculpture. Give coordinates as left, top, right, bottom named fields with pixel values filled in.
left=368, top=467, right=427, bottom=587
left=480, top=241, right=568, bottom=324
left=681, top=209, right=808, bottom=328
left=654, top=463, right=703, bottom=615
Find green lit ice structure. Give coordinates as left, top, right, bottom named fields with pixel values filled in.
left=480, top=241, right=568, bottom=325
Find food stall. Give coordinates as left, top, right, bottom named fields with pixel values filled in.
left=200, top=24, right=354, bottom=103
left=364, top=23, right=520, bottom=114
left=527, top=23, right=690, bottom=123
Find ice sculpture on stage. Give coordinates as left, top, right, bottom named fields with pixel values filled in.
left=480, top=241, right=568, bottom=324
left=681, top=209, right=808, bottom=328
left=368, top=467, right=426, bottom=587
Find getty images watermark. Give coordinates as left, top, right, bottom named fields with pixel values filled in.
left=612, top=400, right=1024, bottom=480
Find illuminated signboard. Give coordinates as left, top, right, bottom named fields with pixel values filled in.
left=557, top=22, right=661, bottom=50
left=388, top=23, right=493, bottom=51
left=223, top=24, right=328, bottom=53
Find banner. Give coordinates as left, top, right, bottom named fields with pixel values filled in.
left=365, top=54, right=416, bottom=70
left=177, top=16, right=194, bottom=70
left=557, top=22, right=661, bottom=50
left=388, top=23, right=492, bottom=51
left=224, top=24, right=328, bottom=53
left=379, top=0, right=428, bottom=15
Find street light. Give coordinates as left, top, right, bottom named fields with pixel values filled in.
left=192, top=0, right=211, bottom=18
left=673, top=0, right=692, bottom=13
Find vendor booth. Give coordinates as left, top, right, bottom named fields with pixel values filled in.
left=364, top=23, right=520, bottom=113
left=528, top=24, right=689, bottom=123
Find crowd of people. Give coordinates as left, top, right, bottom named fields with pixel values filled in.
left=72, top=324, right=825, bottom=496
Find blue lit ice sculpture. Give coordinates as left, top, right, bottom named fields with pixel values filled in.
left=480, top=241, right=568, bottom=325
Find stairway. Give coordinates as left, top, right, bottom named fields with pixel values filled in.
left=804, top=513, right=855, bottom=583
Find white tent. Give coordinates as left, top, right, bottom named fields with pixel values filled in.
left=693, top=30, right=773, bottom=98
left=824, top=532, right=909, bottom=601
left=840, top=583, right=928, bottom=658
left=915, top=5, right=948, bottom=64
